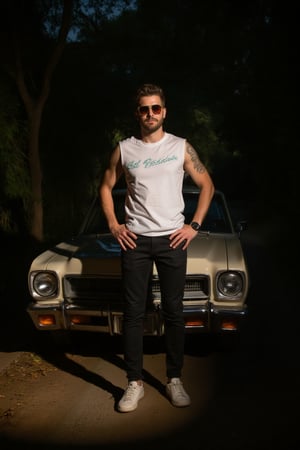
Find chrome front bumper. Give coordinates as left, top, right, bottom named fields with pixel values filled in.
left=27, top=301, right=247, bottom=335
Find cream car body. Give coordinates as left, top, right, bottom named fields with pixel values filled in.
left=27, top=188, right=249, bottom=336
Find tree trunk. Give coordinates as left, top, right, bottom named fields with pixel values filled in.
left=28, top=105, right=44, bottom=241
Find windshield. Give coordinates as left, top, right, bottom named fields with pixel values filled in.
left=80, top=189, right=233, bottom=235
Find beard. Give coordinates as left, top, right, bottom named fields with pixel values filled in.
left=140, top=116, right=164, bottom=134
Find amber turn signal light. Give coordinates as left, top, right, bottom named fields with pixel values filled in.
left=38, top=315, right=56, bottom=326
left=221, top=319, right=238, bottom=331
left=70, top=315, right=92, bottom=325
left=185, top=318, right=205, bottom=327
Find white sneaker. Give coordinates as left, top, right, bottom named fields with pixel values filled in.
left=166, top=378, right=191, bottom=407
left=118, top=381, right=144, bottom=412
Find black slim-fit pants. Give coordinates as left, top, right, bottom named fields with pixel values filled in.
left=121, top=234, right=187, bottom=381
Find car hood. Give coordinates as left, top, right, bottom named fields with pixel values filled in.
left=30, top=231, right=246, bottom=277
left=30, top=234, right=122, bottom=276
left=186, top=232, right=247, bottom=275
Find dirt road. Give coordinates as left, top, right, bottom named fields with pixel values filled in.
left=0, top=335, right=218, bottom=448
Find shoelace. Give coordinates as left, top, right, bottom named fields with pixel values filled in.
left=123, top=383, right=139, bottom=401
left=170, top=382, right=187, bottom=399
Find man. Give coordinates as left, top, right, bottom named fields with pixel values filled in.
left=99, top=83, right=214, bottom=412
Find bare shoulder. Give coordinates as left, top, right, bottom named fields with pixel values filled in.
left=112, top=143, right=121, bottom=157
left=185, top=141, right=206, bottom=174
left=107, top=144, right=122, bottom=166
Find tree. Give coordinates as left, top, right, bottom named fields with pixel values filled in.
left=0, top=73, right=30, bottom=233
left=3, top=0, right=73, bottom=241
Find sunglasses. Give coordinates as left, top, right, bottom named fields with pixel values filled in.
left=137, top=104, right=162, bottom=116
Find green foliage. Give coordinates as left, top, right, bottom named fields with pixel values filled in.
left=187, top=108, right=221, bottom=172
left=109, top=128, right=128, bottom=148
left=0, top=78, right=31, bottom=232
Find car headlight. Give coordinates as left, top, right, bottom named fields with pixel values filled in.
left=217, top=271, right=244, bottom=298
left=31, top=271, right=58, bottom=298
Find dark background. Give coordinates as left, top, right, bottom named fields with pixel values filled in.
left=0, top=0, right=297, bottom=242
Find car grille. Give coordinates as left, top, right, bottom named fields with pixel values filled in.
left=64, top=274, right=210, bottom=306
left=64, top=275, right=123, bottom=305
left=152, top=275, right=209, bottom=301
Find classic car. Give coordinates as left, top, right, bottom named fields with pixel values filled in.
left=27, top=186, right=249, bottom=337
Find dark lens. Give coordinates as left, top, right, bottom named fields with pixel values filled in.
left=138, top=105, right=162, bottom=115
left=151, top=105, right=162, bottom=114
left=138, top=106, right=149, bottom=115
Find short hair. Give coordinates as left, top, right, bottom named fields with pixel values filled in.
left=135, top=83, right=166, bottom=107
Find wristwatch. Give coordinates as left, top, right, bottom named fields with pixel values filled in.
left=190, top=221, right=201, bottom=231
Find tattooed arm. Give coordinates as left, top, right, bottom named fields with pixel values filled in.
left=169, top=141, right=215, bottom=249
left=183, top=141, right=215, bottom=226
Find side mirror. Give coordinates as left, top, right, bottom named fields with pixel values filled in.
left=235, top=220, right=248, bottom=236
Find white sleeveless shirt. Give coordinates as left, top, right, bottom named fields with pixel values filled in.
left=119, top=132, right=186, bottom=236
